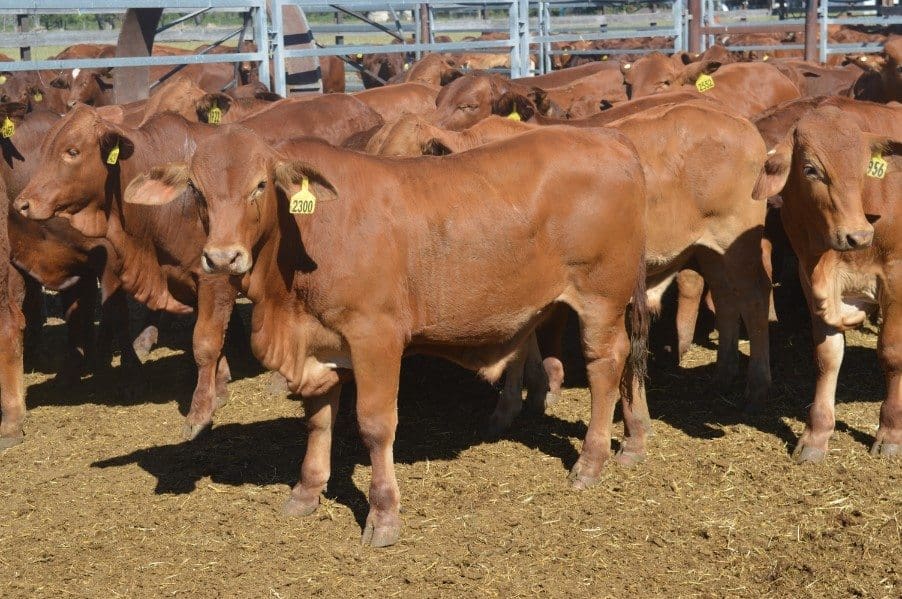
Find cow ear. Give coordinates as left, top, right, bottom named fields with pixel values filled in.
left=422, top=138, right=454, bottom=156
left=49, top=75, right=70, bottom=89
left=846, top=54, right=883, bottom=72
left=753, top=141, right=792, bottom=201
left=440, top=68, right=465, bottom=86
left=865, top=135, right=902, bottom=175
left=254, top=91, right=282, bottom=102
left=98, top=120, right=136, bottom=163
left=619, top=61, right=634, bottom=76
left=94, top=70, right=114, bottom=91
left=274, top=161, right=339, bottom=207
left=0, top=101, right=28, bottom=125
left=493, top=92, right=535, bottom=121
left=678, top=60, right=722, bottom=84
left=124, top=163, right=190, bottom=206
left=527, top=88, right=553, bottom=115
left=196, top=93, right=232, bottom=124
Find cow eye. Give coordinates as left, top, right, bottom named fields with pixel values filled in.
left=66, top=148, right=79, bottom=158
left=257, top=180, right=266, bottom=190
left=802, top=164, right=820, bottom=180
left=661, top=80, right=671, bottom=86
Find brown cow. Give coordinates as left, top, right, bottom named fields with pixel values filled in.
left=620, top=54, right=800, bottom=117
left=0, top=177, right=25, bottom=449
left=759, top=103, right=902, bottom=462
left=394, top=53, right=462, bottom=87
left=14, top=107, right=244, bottom=440
left=125, top=124, right=648, bottom=546
left=371, top=105, right=777, bottom=447
left=847, top=36, right=902, bottom=103
left=769, top=60, right=861, bottom=98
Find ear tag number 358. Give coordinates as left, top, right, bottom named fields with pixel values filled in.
left=289, top=177, right=317, bottom=214
left=695, top=74, right=715, bottom=93
left=867, top=153, right=887, bottom=179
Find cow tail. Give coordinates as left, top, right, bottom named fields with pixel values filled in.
left=620, top=252, right=649, bottom=402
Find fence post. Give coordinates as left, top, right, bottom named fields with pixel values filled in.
left=818, top=0, right=828, bottom=64
left=517, top=0, right=531, bottom=77
left=267, top=1, right=284, bottom=96
left=673, top=0, right=684, bottom=53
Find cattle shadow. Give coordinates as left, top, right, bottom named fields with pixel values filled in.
left=91, top=355, right=590, bottom=529
left=23, top=301, right=264, bottom=413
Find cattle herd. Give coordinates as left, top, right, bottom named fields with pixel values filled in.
left=0, top=25, right=899, bottom=548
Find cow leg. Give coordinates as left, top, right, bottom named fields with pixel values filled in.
left=534, top=306, right=568, bottom=407
left=184, top=278, right=237, bottom=440
left=616, top=375, right=650, bottom=467
left=695, top=254, right=743, bottom=390
left=522, top=332, right=552, bottom=414
left=132, top=310, right=161, bottom=361
left=873, top=291, right=902, bottom=457
left=55, top=278, right=97, bottom=385
left=96, top=288, right=142, bottom=400
left=22, top=275, right=45, bottom=357
left=284, top=386, right=341, bottom=516
left=761, top=236, right=778, bottom=323
left=484, top=342, right=530, bottom=438
left=675, top=269, right=705, bottom=361
left=0, top=267, right=26, bottom=449
left=568, top=298, right=629, bottom=490
left=352, top=334, right=403, bottom=547
left=721, top=237, right=773, bottom=411
left=793, top=316, right=843, bottom=464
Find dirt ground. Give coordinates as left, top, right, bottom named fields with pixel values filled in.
left=0, top=304, right=899, bottom=598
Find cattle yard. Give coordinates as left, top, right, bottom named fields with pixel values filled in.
left=0, top=313, right=898, bottom=597
left=1, top=0, right=901, bottom=598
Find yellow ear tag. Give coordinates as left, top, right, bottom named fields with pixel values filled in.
left=33, top=91, right=42, bottom=102
left=356, top=53, right=364, bottom=59
left=867, top=153, right=887, bottom=179
left=762, top=55, right=770, bottom=62
left=403, top=63, right=410, bottom=71
left=695, top=73, right=715, bottom=92
left=207, top=102, right=222, bottom=125
left=0, top=75, right=6, bottom=85
left=601, top=55, right=608, bottom=61
left=106, top=144, right=120, bottom=165
left=507, top=110, right=521, bottom=121
left=289, top=177, right=317, bottom=214
left=1, top=116, right=14, bottom=138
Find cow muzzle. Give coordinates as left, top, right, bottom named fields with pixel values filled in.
left=15, top=197, right=53, bottom=221
left=201, top=245, right=252, bottom=275
left=832, top=226, right=874, bottom=251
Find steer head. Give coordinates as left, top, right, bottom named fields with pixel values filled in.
left=15, top=104, right=134, bottom=236
left=767, top=106, right=901, bottom=254
left=620, top=52, right=720, bottom=98
left=51, top=67, right=114, bottom=109
left=123, top=126, right=337, bottom=276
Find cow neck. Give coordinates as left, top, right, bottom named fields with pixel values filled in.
left=102, top=116, right=200, bottom=313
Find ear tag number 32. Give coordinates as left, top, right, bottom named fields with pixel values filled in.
left=867, top=153, right=887, bottom=179
left=289, top=177, right=317, bottom=214
left=695, top=74, right=715, bottom=93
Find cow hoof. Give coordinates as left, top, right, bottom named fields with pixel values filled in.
left=361, top=516, right=401, bottom=548
left=132, top=333, right=157, bottom=362
left=283, top=495, right=320, bottom=517
left=0, top=435, right=24, bottom=451
left=267, top=372, right=290, bottom=397
left=182, top=421, right=210, bottom=441
left=792, top=444, right=826, bottom=464
left=525, top=391, right=558, bottom=415
left=870, top=441, right=900, bottom=458
left=568, top=462, right=601, bottom=490
left=480, top=418, right=509, bottom=441
left=614, top=447, right=645, bottom=468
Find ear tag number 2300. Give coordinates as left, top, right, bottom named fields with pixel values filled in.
left=289, top=177, right=317, bottom=214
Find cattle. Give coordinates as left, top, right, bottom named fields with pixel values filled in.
left=760, top=102, right=902, bottom=461
left=13, top=106, right=241, bottom=440
left=369, top=104, right=777, bottom=450
left=848, top=36, right=902, bottom=102
left=432, top=70, right=626, bottom=130
left=124, top=124, right=649, bottom=547
left=769, top=60, right=861, bottom=98
left=0, top=177, right=25, bottom=449
left=393, top=53, right=462, bottom=87
left=620, top=54, right=801, bottom=117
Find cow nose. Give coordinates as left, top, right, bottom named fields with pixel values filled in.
left=845, top=229, right=873, bottom=249
left=66, top=100, right=76, bottom=109
left=16, top=199, right=30, bottom=216
left=201, top=246, right=249, bottom=274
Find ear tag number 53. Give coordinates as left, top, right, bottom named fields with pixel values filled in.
left=290, top=177, right=317, bottom=214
